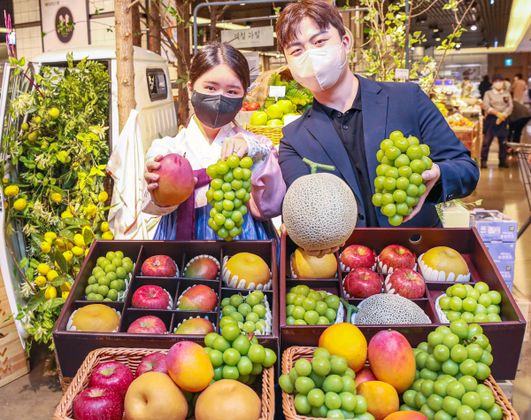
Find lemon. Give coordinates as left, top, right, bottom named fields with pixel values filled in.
left=2, top=177, right=8, bottom=185
left=47, top=270, right=59, bottom=282
left=102, top=231, right=114, bottom=240
left=48, top=107, right=60, bottom=119
left=37, top=263, right=50, bottom=275
left=32, top=116, right=42, bottom=124
left=44, top=232, right=57, bottom=242
left=84, top=204, right=97, bottom=217
left=72, top=246, right=84, bottom=257
left=4, top=185, right=19, bottom=197
left=27, top=131, right=39, bottom=142
left=50, top=192, right=63, bottom=203
left=40, top=242, right=51, bottom=253
left=62, top=250, right=73, bottom=262
left=55, top=238, right=65, bottom=250
left=61, top=282, right=72, bottom=292
left=100, top=221, right=109, bottom=232
left=13, top=198, right=27, bottom=211
left=44, top=286, right=57, bottom=300
left=21, top=122, right=29, bottom=131
left=98, top=191, right=109, bottom=203
left=61, top=210, right=73, bottom=219
left=35, top=276, right=47, bottom=287
left=61, top=291, right=70, bottom=300
left=73, top=234, right=85, bottom=247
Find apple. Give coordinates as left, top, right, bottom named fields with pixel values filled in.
left=136, top=352, right=168, bottom=377
left=355, top=367, right=377, bottom=388
left=141, top=255, right=178, bottom=277
left=266, top=103, right=284, bottom=119
left=250, top=111, right=268, bottom=126
left=343, top=268, right=383, bottom=298
left=132, top=285, right=170, bottom=309
left=340, top=245, right=377, bottom=272
left=73, top=386, right=124, bottom=420
left=378, top=244, right=416, bottom=274
left=266, top=118, right=283, bottom=127
left=385, top=268, right=426, bottom=299
left=277, top=99, right=295, bottom=114
left=127, top=315, right=167, bottom=334
left=89, top=361, right=134, bottom=396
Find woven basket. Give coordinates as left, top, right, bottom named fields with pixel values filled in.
left=246, top=125, right=283, bottom=146
left=53, top=347, right=275, bottom=420
left=281, top=346, right=519, bottom=420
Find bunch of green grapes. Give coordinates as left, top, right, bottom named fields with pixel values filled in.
left=439, top=282, right=502, bottom=323
left=206, top=155, right=253, bottom=241
left=279, top=347, right=372, bottom=419
left=85, top=251, right=133, bottom=301
left=372, top=130, right=432, bottom=226
left=286, top=285, right=340, bottom=326
left=220, top=291, right=269, bottom=334
left=203, top=330, right=276, bottom=386
left=402, top=321, right=502, bottom=420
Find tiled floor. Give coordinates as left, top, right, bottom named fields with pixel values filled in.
left=1, top=129, right=530, bottom=419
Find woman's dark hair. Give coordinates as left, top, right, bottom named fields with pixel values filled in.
left=189, top=42, right=250, bottom=90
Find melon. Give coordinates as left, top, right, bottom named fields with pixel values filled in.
left=353, top=294, right=431, bottom=325
left=282, top=173, right=357, bottom=251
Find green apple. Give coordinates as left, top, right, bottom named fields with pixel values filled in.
left=250, top=111, right=268, bottom=126
left=277, top=99, right=295, bottom=114
left=266, top=103, right=284, bottom=119
left=266, top=118, right=283, bottom=127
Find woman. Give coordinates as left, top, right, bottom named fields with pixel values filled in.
left=143, top=42, right=285, bottom=240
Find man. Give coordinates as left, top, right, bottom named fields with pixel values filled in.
left=508, top=101, right=531, bottom=144
left=478, top=75, right=491, bottom=100
left=276, top=1, right=479, bottom=236
left=511, top=74, right=526, bottom=104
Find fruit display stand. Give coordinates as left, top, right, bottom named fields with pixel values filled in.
left=280, top=346, right=519, bottom=420
left=53, top=347, right=275, bottom=420
left=280, top=228, right=526, bottom=379
left=53, top=240, right=279, bottom=381
left=451, top=120, right=482, bottom=162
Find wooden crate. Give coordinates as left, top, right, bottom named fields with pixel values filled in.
left=0, top=322, right=29, bottom=387
left=0, top=278, right=13, bottom=328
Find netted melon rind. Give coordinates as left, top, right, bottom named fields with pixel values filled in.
left=418, top=254, right=471, bottom=283
left=282, top=173, right=358, bottom=251
left=351, top=293, right=431, bottom=325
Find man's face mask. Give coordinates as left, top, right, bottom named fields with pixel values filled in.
left=191, top=91, right=243, bottom=128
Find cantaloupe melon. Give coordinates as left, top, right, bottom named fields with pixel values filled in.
left=282, top=173, right=358, bottom=251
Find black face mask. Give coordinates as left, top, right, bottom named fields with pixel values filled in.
left=191, top=91, right=243, bottom=129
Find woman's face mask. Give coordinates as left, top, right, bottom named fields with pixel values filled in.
left=191, top=91, right=243, bottom=129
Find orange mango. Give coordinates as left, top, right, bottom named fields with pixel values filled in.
left=358, top=381, right=399, bottom=420
left=384, top=411, right=428, bottom=420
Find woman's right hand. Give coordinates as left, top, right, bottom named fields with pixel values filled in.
left=144, top=155, right=163, bottom=193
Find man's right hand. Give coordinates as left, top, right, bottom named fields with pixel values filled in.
left=144, top=155, right=163, bottom=193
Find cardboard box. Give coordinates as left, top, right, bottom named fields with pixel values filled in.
left=471, top=210, right=518, bottom=242
left=500, top=270, right=515, bottom=284
left=484, top=242, right=516, bottom=263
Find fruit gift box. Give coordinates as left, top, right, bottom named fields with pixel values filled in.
left=280, top=228, right=526, bottom=379
left=54, top=240, right=279, bottom=379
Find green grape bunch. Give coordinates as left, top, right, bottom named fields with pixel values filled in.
left=372, top=130, right=433, bottom=226
left=206, top=155, right=253, bottom=241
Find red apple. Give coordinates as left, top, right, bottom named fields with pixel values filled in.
left=355, top=367, right=377, bottom=388
left=385, top=268, right=426, bottom=299
left=343, top=268, right=383, bottom=298
left=127, top=315, right=167, bottom=334
left=89, top=361, right=134, bottom=396
left=141, top=255, right=178, bottom=277
left=136, top=352, right=168, bottom=377
left=378, top=244, right=416, bottom=274
left=73, top=386, right=124, bottom=420
left=177, top=285, right=217, bottom=311
left=152, top=153, right=194, bottom=207
left=340, top=245, right=376, bottom=271
left=132, top=285, right=170, bottom=309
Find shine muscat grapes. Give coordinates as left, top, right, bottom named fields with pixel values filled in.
left=371, top=130, right=432, bottom=226
left=280, top=347, right=373, bottom=419
left=439, top=282, right=502, bottom=323
left=401, top=320, right=503, bottom=420
left=85, top=251, right=133, bottom=301
left=286, top=285, right=340, bottom=326
left=220, top=290, right=269, bottom=334
left=206, top=155, right=253, bottom=241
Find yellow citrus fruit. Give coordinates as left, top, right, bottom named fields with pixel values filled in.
left=48, top=107, right=60, bottom=119
left=13, top=198, right=27, bottom=211
left=32, top=116, right=42, bottom=124
left=98, top=191, right=109, bottom=203
left=84, top=204, right=97, bottom=217
left=61, top=282, right=72, bottom=292
left=37, top=263, right=50, bottom=275
left=27, top=131, right=39, bottom=142
left=21, top=122, right=29, bottom=131
left=72, top=246, right=84, bottom=257
left=73, top=234, right=85, bottom=247
left=55, top=238, right=65, bottom=248
left=61, top=291, right=70, bottom=300
left=50, top=192, right=63, bottom=203
left=46, top=270, right=59, bottom=282
left=44, top=232, right=57, bottom=242
left=85, top=248, right=90, bottom=257
left=61, top=210, right=73, bottom=219
left=100, top=221, right=110, bottom=232
left=40, top=242, right=52, bottom=254
left=44, top=286, right=57, bottom=300
left=319, top=323, right=368, bottom=371
left=2, top=177, right=9, bottom=184
left=62, top=250, right=73, bottom=262
left=102, top=231, right=114, bottom=240
left=35, top=276, right=47, bottom=287
left=4, top=185, right=19, bottom=197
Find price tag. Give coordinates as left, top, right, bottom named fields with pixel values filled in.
left=268, top=85, right=286, bottom=98
left=395, top=68, right=410, bottom=81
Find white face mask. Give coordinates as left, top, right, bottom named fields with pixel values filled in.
left=493, top=81, right=504, bottom=91
left=288, top=43, right=348, bottom=92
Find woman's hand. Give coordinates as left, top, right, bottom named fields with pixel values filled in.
left=280, top=225, right=342, bottom=257
left=144, top=155, right=163, bottom=192
left=221, top=134, right=249, bottom=159
left=403, top=163, right=441, bottom=223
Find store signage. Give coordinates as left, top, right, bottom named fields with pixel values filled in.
left=395, top=68, right=410, bottom=81
left=221, top=26, right=274, bottom=49
left=269, top=85, right=286, bottom=98
left=40, top=0, right=89, bottom=52
left=504, top=58, right=513, bottom=67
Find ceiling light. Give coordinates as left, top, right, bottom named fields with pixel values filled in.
left=435, top=37, right=441, bottom=42
left=456, top=43, right=462, bottom=49
left=470, top=24, right=478, bottom=31
left=493, top=39, right=499, bottom=47
left=489, top=0, right=494, bottom=4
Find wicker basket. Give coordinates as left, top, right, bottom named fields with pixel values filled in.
left=246, top=125, right=283, bottom=146
left=53, top=347, right=275, bottom=420
left=281, top=346, right=519, bottom=420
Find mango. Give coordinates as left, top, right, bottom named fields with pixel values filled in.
left=358, top=381, right=399, bottom=420
left=384, top=411, right=428, bottom=420
left=166, top=341, right=213, bottom=392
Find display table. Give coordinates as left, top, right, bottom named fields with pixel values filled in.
left=452, top=120, right=483, bottom=161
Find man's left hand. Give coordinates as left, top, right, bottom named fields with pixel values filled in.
left=221, top=134, right=248, bottom=159
left=403, top=163, right=441, bottom=223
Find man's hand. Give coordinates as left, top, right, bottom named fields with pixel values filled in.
left=221, top=134, right=249, bottom=159
left=280, top=224, right=343, bottom=257
left=403, top=163, right=441, bottom=223
left=495, top=112, right=506, bottom=125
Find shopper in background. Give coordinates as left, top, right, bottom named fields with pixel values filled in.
left=461, top=77, right=473, bottom=98
left=511, top=73, right=527, bottom=104
left=478, top=75, right=491, bottom=100
left=508, top=101, right=531, bottom=144
left=481, top=74, right=513, bottom=169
